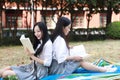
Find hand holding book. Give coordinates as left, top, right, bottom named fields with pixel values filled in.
left=20, top=35, right=35, bottom=54
left=69, top=44, right=89, bottom=58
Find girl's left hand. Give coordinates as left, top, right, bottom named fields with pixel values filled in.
left=25, top=48, right=33, bottom=57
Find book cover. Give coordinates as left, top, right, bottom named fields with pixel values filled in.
left=69, top=44, right=89, bottom=58
left=20, top=35, right=35, bottom=53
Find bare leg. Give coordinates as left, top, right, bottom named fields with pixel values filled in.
left=2, top=70, right=16, bottom=78
left=0, top=66, right=16, bottom=78
left=80, top=61, right=107, bottom=72
left=0, top=66, right=11, bottom=77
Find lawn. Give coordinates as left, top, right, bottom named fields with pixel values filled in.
left=0, top=39, right=120, bottom=69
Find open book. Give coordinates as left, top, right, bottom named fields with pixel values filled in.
left=69, top=44, right=89, bottom=58
left=20, top=35, right=35, bottom=53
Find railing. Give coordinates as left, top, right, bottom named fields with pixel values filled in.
left=72, top=28, right=106, bottom=35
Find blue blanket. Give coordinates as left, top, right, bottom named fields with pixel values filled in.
left=41, top=65, right=120, bottom=80
left=0, top=65, right=120, bottom=80
left=0, top=78, right=3, bottom=80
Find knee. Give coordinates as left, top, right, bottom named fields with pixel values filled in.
left=2, top=71, right=8, bottom=78
left=79, top=60, right=84, bottom=64
left=79, top=60, right=86, bottom=67
left=2, top=70, right=16, bottom=78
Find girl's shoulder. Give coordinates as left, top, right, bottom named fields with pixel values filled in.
left=54, top=36, right=65, bottom=44
left=44, top=39, right=52, bottom=46
left=56, top=36, right=64, bottom=40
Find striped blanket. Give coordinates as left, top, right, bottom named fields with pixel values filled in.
left=42, top=65, right=120, bottom=80
left=42, top=59, right=120, bottom=80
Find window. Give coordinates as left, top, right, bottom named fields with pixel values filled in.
left=41, top=11, right=56, bottom=29
left=72, top=14, right=84, bottom=28
left=100, top=13, right=106, bottom=27
left=46, top=15, right=56, bottom=29
left=6, top=10, right=22, bottom=28
left=6, top=16, right=17, bottom=28
left=17, top=17, right=22, bottom=28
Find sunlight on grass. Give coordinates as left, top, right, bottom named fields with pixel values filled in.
left=70, top=40, right=120, bottom=63
left=0, top=40, right=120, bottom=69
left=0, top=46, right=30, bottom=69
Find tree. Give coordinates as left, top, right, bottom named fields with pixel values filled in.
left=68, top=0, right=120, bottom=27
left=0, top=0, right=31, bottom=39
left=83, top=0, right=97, bottom=38
left=96, top=0, right=120, bottom=26
left=106, top=0, right=120, bottom=26
left=1, top=0, right=120, bottom=39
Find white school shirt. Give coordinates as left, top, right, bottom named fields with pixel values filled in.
left=52, top=36, right=69, bottom=64
left=36, top=39, right=52, bottom=67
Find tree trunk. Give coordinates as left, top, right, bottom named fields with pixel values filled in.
left=86, top=13, right=92, bottom=39
left=106, top=3, right=112, bottom=27
left=0, top=10, right=2, bottom=39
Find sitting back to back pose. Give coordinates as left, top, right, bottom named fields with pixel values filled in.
left=0, top=22, right=52, bottom=80
left=49, top=17, right=117, bottom=75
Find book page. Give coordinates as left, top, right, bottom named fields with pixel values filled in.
left=20, top=35, right=35, bottom=53
left=69, top=44, right=89, bottom=58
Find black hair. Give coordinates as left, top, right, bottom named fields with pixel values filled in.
left=33, top=22, right=49, bottom=57
left=51, top=17, right=71, bottom=43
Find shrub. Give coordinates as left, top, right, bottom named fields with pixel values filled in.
left=69, top=28, right=106, bottom=41
left=0, top=37, right=21, bottom=46
left=106, top=21, right=120, bottom=39
left=0, top=30, right=33, bottom=46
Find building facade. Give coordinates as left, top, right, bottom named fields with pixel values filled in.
left=0, top=1, right=120, bottom=30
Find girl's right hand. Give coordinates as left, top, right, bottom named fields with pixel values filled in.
left=25, top=47, right=33, bottom=56
left=72, top=56, right=83, bottom=61
left=67, top=56, right=83, bottom=61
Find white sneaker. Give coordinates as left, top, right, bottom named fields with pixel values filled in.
left=104, top=65, right=113, bottom=68
left=106, top=67, right=117, bottom=72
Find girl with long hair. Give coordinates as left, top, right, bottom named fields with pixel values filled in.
left=49, top=17, right=117, bottom=75
left=0, top=22, right=52, bottom=80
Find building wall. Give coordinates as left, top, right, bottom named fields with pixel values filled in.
left=2, top=10, right=6, bottom=27
left=1, top=9, right=120, bottom=29
left=112, top=12, right=120, bottom=22
left=89, top=13, right=100, bottom=28
left=1, top=1, right=120, bottom=30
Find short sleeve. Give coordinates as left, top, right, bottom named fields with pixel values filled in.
left=42, top=40, right=52, bottom=66
left=53, top=36, right=69, bottom=64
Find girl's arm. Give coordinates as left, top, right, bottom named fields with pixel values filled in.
left=25, top=48, right=44, bottom=64
left=66, top=56, right=83, bottom=61
left=25, top=40, right=52, bottom=67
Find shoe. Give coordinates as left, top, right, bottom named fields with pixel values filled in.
left=106, top=67, right=117, bottom=72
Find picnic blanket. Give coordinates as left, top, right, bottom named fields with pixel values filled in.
left=41, top=65, right=120, bottom=80
left=41, top=59, right=120, bottom=80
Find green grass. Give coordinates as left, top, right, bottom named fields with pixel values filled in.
left=0, top=46, right=30, bottom=69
